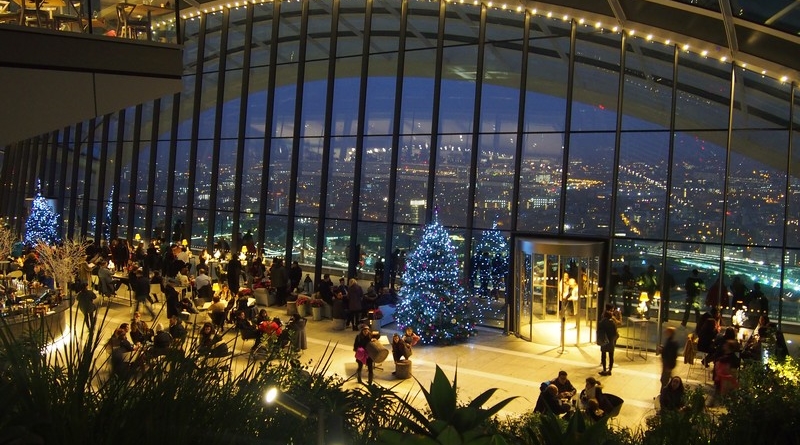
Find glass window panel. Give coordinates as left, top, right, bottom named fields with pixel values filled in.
left=615, top=131, right=670, bottom=239
left=251, top=4, right=273, bottom=68
left=305, top=0, right=333, bottom=61
left=480, top=52, right=521, bottom=133
left=177, top=76, right=195, bottom=140
left=668, top=131, right=727, bottom=243
left=524, top=16, right=568, bottom=133
left=182, top=18, right=201, bottom=70
left=327, top=136, right=356, bottom=220
left=276, top=1, right=302, bottom=64
left=723, top=245, right=783, bottom=317
left=273, top=64, right=298, bottom=138
left=395, top=135, right=430, bottom=224
left=331, top=63, right=360, bottom=136
left=293, top=216, right=318, bottom=263
left=246, top=66, right=269, bottom=139
left=242, top=139, right=264, bottom=214
left=516, top=132, right=563, bottom=233
left=611, top=239, right=664, bottom=318
left=323, top=219, right=351, bottom=271
left=173, top=140, right=190, bottom=209
left=401, top=50, right=436, bottom=134
left=439, top=49, right=477, bottom=134
left=725, top=130, right=787, bottom=246
left=217, top=139, right=238, bottom=212
left=194, top=140, right=214, bottom=211
left=336, top=0, right=365, bottom=58
left=365, top=57, right=397, bottom=135
left=732, top=69, right=791, bottom=130
left=571, top=30, right=621, bottom=132
left=443, top=3, right=478, bottom=46
left=790, top=89, right=800, bottom=247
left=675, top=52, right=731, bottom=131
left=152, top=205, right=167, bottom=241
left=474, top=133, right=515, bottom=229
left=198, top=72, right=220, bottom=140
left=360, top=136, right=392, bottom=221
left=622, top=39, right=674, bottom=130
left=133, top=204, right=146, bottom=239
left=215, top=210, right=233, bottom=242
left=783, top=249, right=800, bottom=323
left=302, top=63, right=328, bottom=137
left=371, top=0, right=402, bottom=53
left=203, top=14, right=223, bottom=73
left=356, top=221, right=388, bottom=275
left=485, top=7, right=524, bottom=43
left=267, top=138, right=293, bottom=215
left=297, top=138, right=323, bottom=217
left=563, top=132, right=614, bottom=236
left=193, top=209, right=208, bottom=245
left=264, top=214, right=288, bottom=256
left=137, top=140, right=152, bottom=205
left=118, top=141, right=134, bottom=213
left=434, top=134, right=470, bottom=227
left=405, top=0, right=440, bottom=51
left=221, top=68, right=244, bottom=140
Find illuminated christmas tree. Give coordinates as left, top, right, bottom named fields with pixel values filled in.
left=470, top=222, right=509, bottom=297
left=104, top=186, right=114, bottom=242
left=24, top=180, right=61, bottom=246
left=394, top=213, right=483, bottom=345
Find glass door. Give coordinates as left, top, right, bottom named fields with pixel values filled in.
left=513, top=237, right=607, bottom=346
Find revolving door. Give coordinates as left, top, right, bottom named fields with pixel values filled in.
left=512, top=238, right=608, bottom=347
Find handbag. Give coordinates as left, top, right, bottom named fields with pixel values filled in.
left=355, top=347, right=369, bottom=365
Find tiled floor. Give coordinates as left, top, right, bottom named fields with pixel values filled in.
left=92, top=295, right=796, bottom=432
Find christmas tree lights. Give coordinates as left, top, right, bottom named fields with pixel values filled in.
left=394, top=213, right=484, bottom=345
left=24, top=180, right=61, bottom=247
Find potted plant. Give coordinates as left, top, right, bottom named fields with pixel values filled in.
left=310, top=298, right=324, bottom=321
left=295, top=294, right=311, bottom=316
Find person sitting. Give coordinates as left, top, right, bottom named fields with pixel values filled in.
left=659, top=376, right=686, bottom=412
left=197, top=322, right=227, bottom=357
left=580, top=377, right=612, bottom=413
left=180, top=296, right=199, bottom=314
left=391, top=333, right=411, bottom=364
left=147, top=323, right=173, bottom=360
left=534, top=384, right=572, bottom=417
left=550, top=370, right=577, bottom=400
left=168, top=315, right=187, bottom=345
left=585, top=398, right=604, bottom=421
left=235, top=310, right=259, bottom=340
left=130, top=312, right=153, bottom=345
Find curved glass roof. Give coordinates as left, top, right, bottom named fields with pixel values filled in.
left=176, top=0, right=800, bottom=79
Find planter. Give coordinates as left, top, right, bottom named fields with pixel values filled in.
left=332, top=318, right=346, bottom=330
left=297, top=304, right=309, bottom=317
left=322, top=301, right=331, bottom=319
left=286, top=301, right=298, bottom=316
left=311, top=306, right=322, bottom=321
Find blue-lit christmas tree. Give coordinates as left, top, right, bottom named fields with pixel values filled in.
left=394, top=213, right=483, bottom=345
left=470, top=222, right=509, bottom=298
left=24, top=180, right=61, bottom=246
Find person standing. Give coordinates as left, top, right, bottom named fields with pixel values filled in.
left=682, top=269, right=704, bottom=327
left=597, top=309, right=618, bottom=376
left=76, top=281, right=97, bottom=327
left=131, top=269, right=156, bottom=319
left=347, top=278, right=364, bottom=331
left=227, top=254, right=242, bottom=292
left=659, top=326, right=679, bottom=387
left=289, top=261, right=302, bottom=293
left=353, top=324, right=375, bottom=385
left=269, top=259, right=289, bottom=306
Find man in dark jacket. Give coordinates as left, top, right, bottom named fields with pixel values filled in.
left=597, top=309, right=619, bottom=376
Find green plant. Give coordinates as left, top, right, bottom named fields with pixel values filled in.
left=378, top=365, right=516, bottom=444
